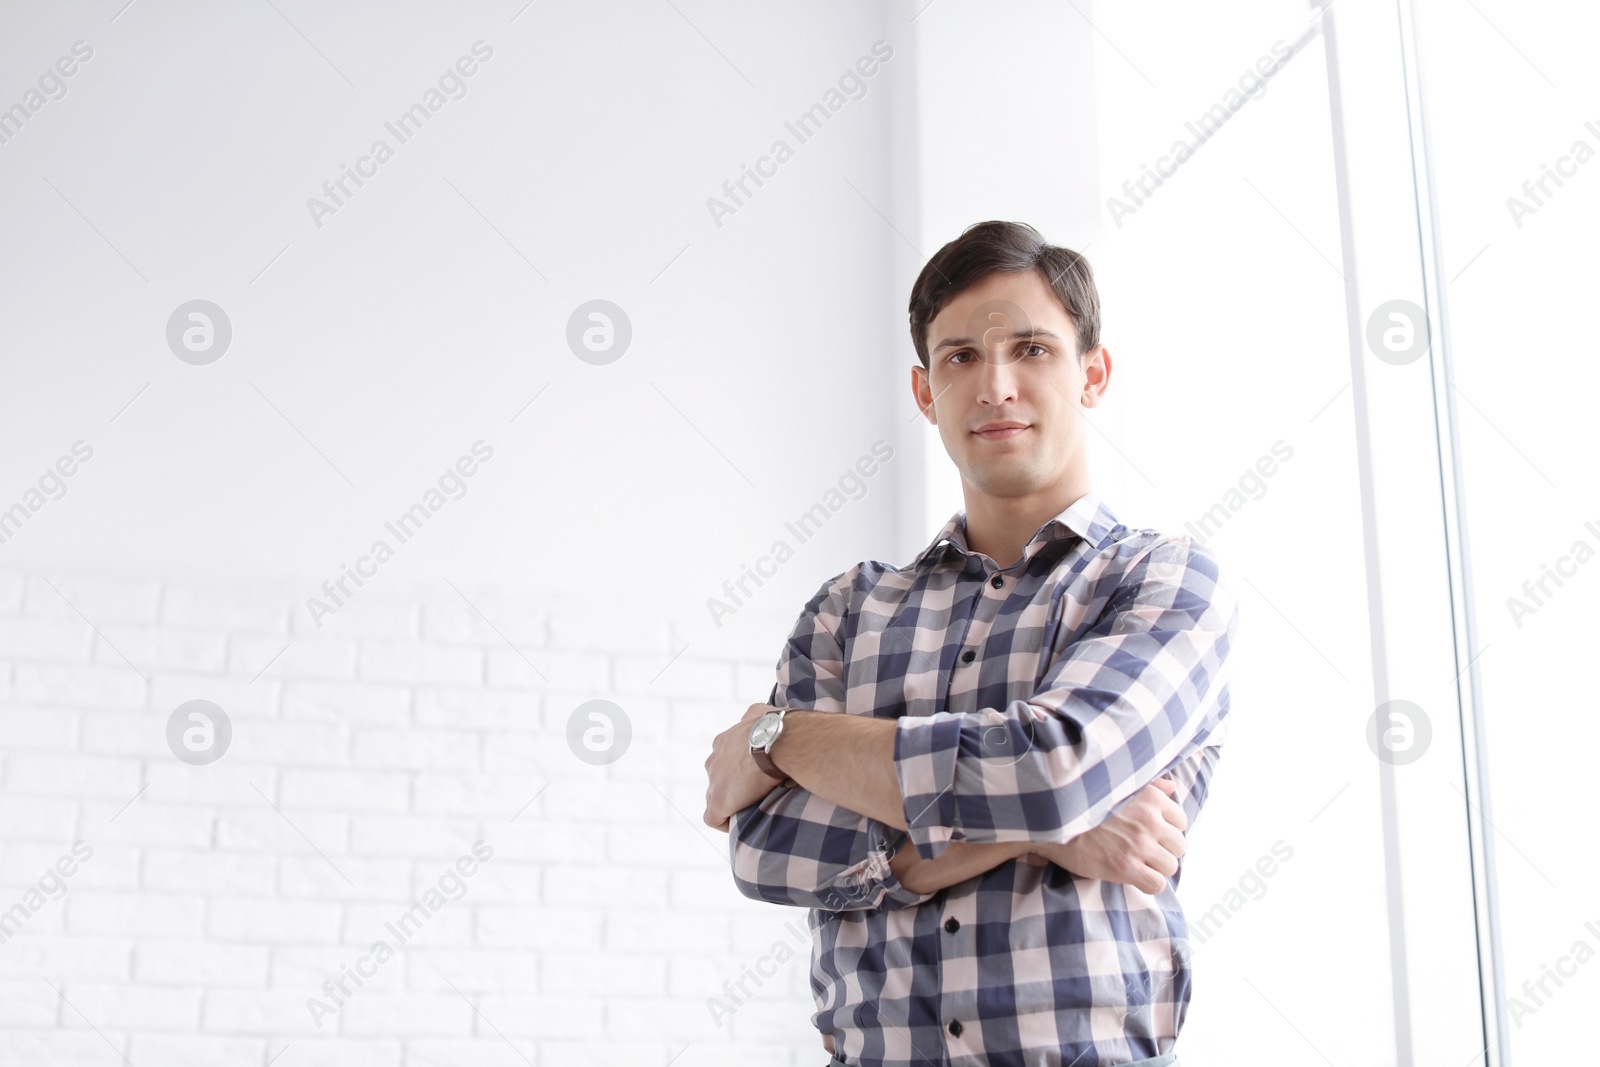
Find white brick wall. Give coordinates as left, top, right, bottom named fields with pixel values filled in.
left=0, top=568, right=824, bottom=1067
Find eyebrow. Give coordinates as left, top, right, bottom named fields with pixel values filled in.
left=931, top=328, right=1065, bottom=354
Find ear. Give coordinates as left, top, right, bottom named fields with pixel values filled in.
left=911, top=363, right=939, bottom=425
left=1079, top=345, right=1112, bottom=409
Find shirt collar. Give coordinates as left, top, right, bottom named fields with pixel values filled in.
left=910, top=490, right=1120, bottom=570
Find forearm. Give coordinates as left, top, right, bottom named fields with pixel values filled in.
left=898, top=675, right=1230, bottom=859
left=889, top=838, right=1032, bottom=895
left=767, top=710, right=908, bottom=829
left=744, top=710, right=1037, bottom=903
left=730, top=783, right=928, bottom=911
left=895, top=542, right=1236, bottom=861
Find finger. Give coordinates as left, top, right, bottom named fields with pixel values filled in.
left=1138, top=866, right=1170, bottom=895
left=1121, top=862, right=1160, bottom=895
left=1156, top=822, right=1187, bottom=859
left=1159, top=795, right=1189, bottom=831
left=1152, top=777, right=1177, bottom=797
left=1134, top=782, right=1169, bottom=807
left=1146, top=848, right=1179, bottom=878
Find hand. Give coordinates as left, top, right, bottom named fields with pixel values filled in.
left=703, top=703, right=787, bottom=831
left=1018, top=778, right=1188, bottom=894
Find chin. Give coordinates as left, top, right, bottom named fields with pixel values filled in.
left=966, top=461, right=1047, bottom=498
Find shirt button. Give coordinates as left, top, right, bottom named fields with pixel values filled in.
left=990, top=574, right=1003, bottom=588
left=960, top=649, right=976, bottom=664
left=944, top=917, right=960, bottom=934
left=948, top=1020, right=963, bottom=1037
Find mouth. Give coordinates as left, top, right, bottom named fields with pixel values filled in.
left=972, top=422, right=1030, bottom=441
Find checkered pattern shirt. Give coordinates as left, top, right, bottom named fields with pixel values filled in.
left=728, top=492, right=1238, bottom=1066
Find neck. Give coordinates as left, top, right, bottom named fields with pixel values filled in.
left=960, top=473, right=1092, bottom=569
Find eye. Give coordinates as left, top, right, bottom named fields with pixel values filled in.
left=1021, top=343, right=1048, bottom=358
left=948, top=349, right=975, bottom=365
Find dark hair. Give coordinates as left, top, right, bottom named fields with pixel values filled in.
left=907, top=220, right=1100, bottom=368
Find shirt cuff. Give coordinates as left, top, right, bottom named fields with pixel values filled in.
left=893, top=710, right=968, bottom=861
left=812, top=819, right=929, bottom=912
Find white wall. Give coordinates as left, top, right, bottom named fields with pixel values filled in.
left=1, top=0, right=924, bottom=1063
left=0, top=0, right=920, bottom=622
left=0, top=571, right=819, bottom=1065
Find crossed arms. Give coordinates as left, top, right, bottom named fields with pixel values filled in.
left=711, top=537, right=1238, bottom=911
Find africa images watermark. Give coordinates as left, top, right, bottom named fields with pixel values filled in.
left=705, top=439, right=895, bottom=628
left=1107, top=36, right=1300, bottom=228
left=0, top=39, right=94, bottom=148
left=1505, top=518, right=1600, bottom=628
left=305, top=40, right=495, bottom=229
left=1505, top=916, right=1600, bottom=1029
left=567, top=698, right=632, bottom=766
left=0, top=840, right=95, bottom=945
left=0, top=439, right=95, bottom=548
left=705, top=40, right=893, bottom=229
left=1188, top=839, right=1294, bottom=947
left=706, top=913, right=812, bottom=1029
left=306, top=840, right=494, bottom=1028
left=1505, top=118, right=1600, bottom=229
left=305, top=440, right=495, bottom=628
left=167, top=699, right=233, bottom=765
left=1182, top=440, right=1294, bottom=544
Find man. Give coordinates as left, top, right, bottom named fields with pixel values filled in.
left=704, top=220, right=1238, bottom=1066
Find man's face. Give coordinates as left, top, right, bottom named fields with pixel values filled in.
left=912, top=269, right=1110, bottom=501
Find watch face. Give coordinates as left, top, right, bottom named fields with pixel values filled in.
left=749, top=714, right=779, bottom=747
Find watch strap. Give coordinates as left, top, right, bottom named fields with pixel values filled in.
left=750, top=708, right=786, bottom=779
left=751, top=741, right=783, bottom=779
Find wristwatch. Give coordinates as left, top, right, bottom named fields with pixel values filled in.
left=747, top=707, right=788, bottom=778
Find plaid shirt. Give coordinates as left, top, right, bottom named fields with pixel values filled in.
left=728, top=492, right=1238, bottom=1066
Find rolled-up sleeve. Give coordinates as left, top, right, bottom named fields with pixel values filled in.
left=895, top=537, right=1238, bottom=862
left=1165, top=738, right=1224, bottom=832
left=1158, top=739, right=1224, bottom=890
left=729, top=568, right=934, bottom=912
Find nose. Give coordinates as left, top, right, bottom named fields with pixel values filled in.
left=975, top=349, right=1020, bottom=407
